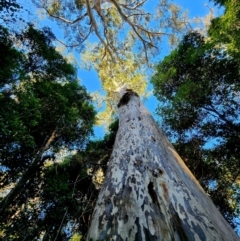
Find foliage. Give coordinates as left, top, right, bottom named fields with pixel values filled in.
left=0, top=0, right=20, bottom=11
left=0, top=0, right=21, bottom=18
left=212, top=0, right=227, bottom=5
left=70, top=233, right=82, bottom=241
left=3, top=156, right=98, bottom=241
left=34, top=0, right=190, bottom=61
left=0, top=86, right=117, bottom=241
left=0, top=22, right=96, bottom=240
left=82, top=37, right=147, bottom=125
left=33, top=0, right=192, bottom=129
left=0, top=2, right=123, bottom=240
left=209, top=0, right=240, bottom=60
left=0, top=23, right=94, bottom=186
left=83, top=118, right=119, bottom=176
left=151, top=31, right=240, bottom=228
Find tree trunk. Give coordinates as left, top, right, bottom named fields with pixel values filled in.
left=87, top=90, right=240, bottom=241
left=0, top=130, right=57, bottom=214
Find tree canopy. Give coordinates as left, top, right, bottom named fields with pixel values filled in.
left=82, top=37, right=148, bottom=125
left=0, top=10, right=96, bottom=239
left=151, top=31, right=240, bottom=229
left=209, top=0, right=240, bottom=60
left=34, top=0, right=190, bottom=61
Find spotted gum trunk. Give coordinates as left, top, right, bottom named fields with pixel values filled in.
left=87, top=90, right=240, bottom=241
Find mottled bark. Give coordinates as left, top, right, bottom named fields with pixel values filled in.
left=87, top=90, right=240, bottom=241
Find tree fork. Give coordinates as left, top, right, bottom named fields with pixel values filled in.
left=87, top=89, right=239, bottom=241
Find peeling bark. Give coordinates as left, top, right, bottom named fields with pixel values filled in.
left=87, top=90, right=240, bottom=241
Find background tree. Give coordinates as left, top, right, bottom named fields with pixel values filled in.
left=209, top=0, right=240, bottom=60
left=151, top=31, right=240, bottom=229
left=0, top=20, right=96, bottom=240
left=1, top=119, right=118, bottom=241
left=0, top=0, right=21, bottom=23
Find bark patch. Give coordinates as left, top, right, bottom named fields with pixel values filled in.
left=131, top=175, right=136, bottom=184
left=151, top=136, right=156, bottom=142
left=148, top=182, right=160, bottom=208
left=152, top=169, right=164, bottom=177
left=135, top=217, right=143, bottom=241
left=170, top=204, right=190, bottom=241
left=117, top=90, right=139, bottom=108
left=160, top=183, right=168, bottom=201
left=143, top=227, right=158, bottom=241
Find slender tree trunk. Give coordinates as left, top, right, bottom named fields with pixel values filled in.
left=87, top=90, right=240, bottom=241
left=0, top=130, right=57, bottom=213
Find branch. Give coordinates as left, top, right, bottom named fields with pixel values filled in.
left=202, top=105, right=238, bottom=131
left=110, top=0, right=163, bottom=61
left=53, top=25, right=92, bottom=48
left=53, top=208, right=68, bottom=241
left=85, top=0, right=113, bottom=59
left=40, top=0, right=174, bottom=61
left=119, top=0, right=147, bottom=10
left=77, top=24, right=93, bottom=43
left=55, top=38, right=82, bottom=48
left=44, top=7, right=88, bottom=24
left=126, top=12, right=150, bottom=18
left=0, top=129, right=57, bottom=214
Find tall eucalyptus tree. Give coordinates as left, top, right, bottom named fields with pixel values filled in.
left=87, top=88, right=240, bottom=240
left=29, top=0, right=240, bottom=239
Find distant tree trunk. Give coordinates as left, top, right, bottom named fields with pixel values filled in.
left=87, top=90, right=240, bottom=241
left=0, top=130, right=57, bottom=214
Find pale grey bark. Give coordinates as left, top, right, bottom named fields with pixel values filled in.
left=87, top=90, right=240, bottom=241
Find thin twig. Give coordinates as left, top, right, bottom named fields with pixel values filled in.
left=44, top=8, right=88, bottom=24
left=119, top=0, right=147, bottom=10
left=53, top=208, right=68, bottom=241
